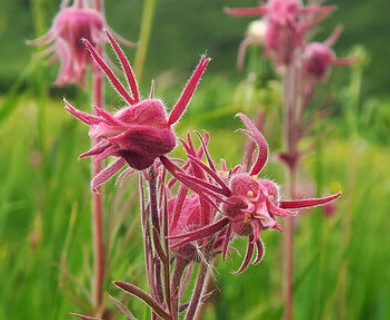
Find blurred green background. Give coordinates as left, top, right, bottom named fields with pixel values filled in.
left=1, top=0, right=390, bottom=319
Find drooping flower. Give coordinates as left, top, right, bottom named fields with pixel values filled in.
left=236, top=19, right=266, bottom=70
left=304, top=26, right=358, bottom=79
left=65, top=30, right=210, bottom=190
left=226, top=0, right=335, bottom=67
left=28, top=0, right=135, bottom=87
left=162, top=113, right=341, bottom=273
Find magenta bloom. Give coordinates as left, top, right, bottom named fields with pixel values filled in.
left=304, top=27, right=358, bottom=79
left=163, top=113, right=341, bottom=273
left=28, top=0, right=134, bottom=87
left=226, top=0, right=335, bottom=66
left=65, top=30, right=210, bottom=189
left=166, top=133, right=229, bottom=262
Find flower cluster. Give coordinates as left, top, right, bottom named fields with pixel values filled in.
left=226, top=0, right=336, bottom=67
left=65, top=30, right=210, bottom=190
left=162, top=113, right=341, bottom=273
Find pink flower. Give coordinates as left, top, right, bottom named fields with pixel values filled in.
left=304, top=26, right=358, bottom=79
left=226, top=0, right=335, bottom=67
left=65, top=30, right=210, bottom=189
left=162, top=113, right=341, bottom=273
left=165, top=133, right=228, bottom=262
left=28, top=0, right=134, bottom=87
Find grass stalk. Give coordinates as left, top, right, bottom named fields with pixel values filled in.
left=134, top=0, right=157, bottom=81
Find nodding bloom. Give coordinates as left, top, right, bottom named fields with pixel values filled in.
left=162, top=113, right=341, bottom=273
left=237, top=19, right=267, bottom=70
left=65, top=30, right=210, bottom=190
left=28, top=0, right=134, bottom=87
left=166, top=133, right=230, bottom=263
left=226, top=0, right=335, bottom=67
left=304, top=26, right=358, bottom=79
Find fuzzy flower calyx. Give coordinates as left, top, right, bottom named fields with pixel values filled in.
left=65, top=30, right=210, bottom=190
left=304, top=26, right=358, bottom=79
left=164, top=113, right=341, bottom=273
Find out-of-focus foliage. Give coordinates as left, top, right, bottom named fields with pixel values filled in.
left=0, top=0, right=389, bottom=97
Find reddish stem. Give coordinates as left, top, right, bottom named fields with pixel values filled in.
left=185, top=262, right=209, bottom=320
left=282, top=59, right=299, bottom=320
left=93, top=0, right=102, bottom=12
left=283, top=167, right=296, bottom=320
left=91, top=44, right=105, bottom=314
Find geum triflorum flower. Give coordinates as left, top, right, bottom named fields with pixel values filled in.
left=303, top=26, right=358, bottom=80
left=162, top=113, right=341, bottom=274
left=28, top=0, right=135, bottom=87
left=167, top=132, right=229, bottom=263
left=65, top=30, right=210, bottom=190
left=226, top=0, right=335, bottom=67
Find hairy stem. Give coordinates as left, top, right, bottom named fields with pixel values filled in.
left=170, top=257, right=188, bottom=320
left=91, top=42, right=105, bottom=315
left=282, top=61, right=299, bottom=320
left=185, top=261, right=209, bottom=320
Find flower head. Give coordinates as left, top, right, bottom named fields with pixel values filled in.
left=304, top=26, right=358, bottom=79
left=65, top=30, right=210, bottom=190
left=28, top=0, right=135, bottom=87
left=226, top=0, right=335, bottom=67
left=163, top=113, right=341, bottom=273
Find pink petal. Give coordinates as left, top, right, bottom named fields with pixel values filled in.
left=222, top=225, right=232, bottom=261
left=105, top=30, right=140, bottom=103
left=95, top=145, right=120, bottom=162
left=169, top=218, right=230, bottom=249
left=324, top=25, right=343, bottom=47
left=168, top=56, right=210, bottom=125
left=267, top=198, right=296, bottom=217
left=279, top=192, right=342, bottom=209
left=253, top=238, right=265, bottom=265
left=92, top=105, right=127, bottom=127
left=233, top=237, right=254, bottom=275
left=109, top=126, right=175, bottom=156
left=91, top=158, right=126, bottom=191
left=195, top=131, right=216, bottom=171
left=187, top=155, right=231, bottom=196
left=79, top=140, right=110, bottom=159
left=332, top=56, right=359, bottom=66
left=82, top=38, right=136, bottom=105
left=170, top=185, right=189, bottom=231
left=225, top=7, right=267, bottom=17
left=237, top=113, right=269, bottom=176
left=64, top=98, right=101, bottom=125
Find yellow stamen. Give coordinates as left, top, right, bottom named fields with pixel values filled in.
left=247, top=190, right=254, bottom=198
left=244, top=215, right=252, bottom=223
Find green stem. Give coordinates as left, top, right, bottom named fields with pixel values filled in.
left=31, top=0, right=49, bottom=176
left=134, top=0, right=157, bottom=81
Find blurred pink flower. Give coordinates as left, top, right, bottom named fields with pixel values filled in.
left=163, top=113, right=341, bottom=273
left=226, top=0, right=335, bottom=67
left=65, top=31, right=210, bottom=189
left=28, top=0, right=135, bottom=87
left=304, top=26, right=358, bottom=79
